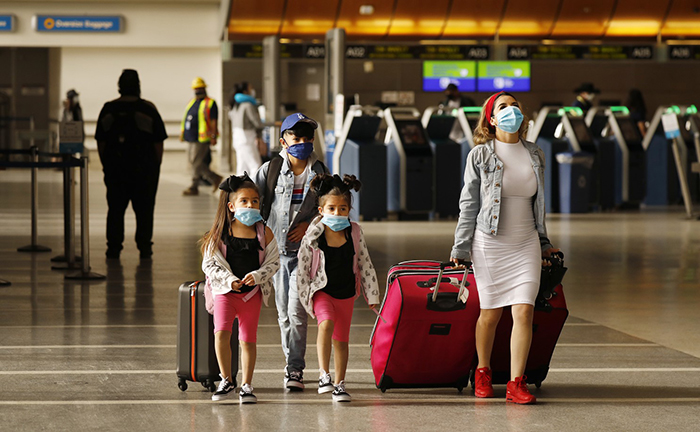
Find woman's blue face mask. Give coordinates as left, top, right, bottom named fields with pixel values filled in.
left=495, top=106, right=524, bottom=134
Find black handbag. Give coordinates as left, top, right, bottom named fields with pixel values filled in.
left=536, top=252, right=567, bottom=311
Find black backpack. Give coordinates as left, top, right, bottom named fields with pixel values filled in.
left=261, top=155, right=327, bottom=221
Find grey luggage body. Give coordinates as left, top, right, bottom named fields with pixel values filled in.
left=176, top=281, right=238, bottom=392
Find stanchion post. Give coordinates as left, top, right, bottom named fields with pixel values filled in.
left=17, top=146, right=52, bottom=253
left=0, top=279, right=11, bottom=287
left=52, top=154, right=81, bottom=269
left=65, top=156, right=104, bottom=281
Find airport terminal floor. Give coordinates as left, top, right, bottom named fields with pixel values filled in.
left=1, top=151, right=699, bottom=431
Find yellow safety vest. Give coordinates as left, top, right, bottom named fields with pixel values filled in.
left=181, top=97, right=217, bottom=143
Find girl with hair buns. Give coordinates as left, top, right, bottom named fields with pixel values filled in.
left=450, top=92, right=559, bottom=405
left=296, top=174, right=381, bottom=402
left=200, top=173, right=280, bottom=404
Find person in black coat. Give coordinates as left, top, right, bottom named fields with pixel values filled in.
left=95, top=69, right=168, bottom=260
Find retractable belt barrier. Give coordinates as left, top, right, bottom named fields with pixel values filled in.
left=0, top=147, right=105, bottom=282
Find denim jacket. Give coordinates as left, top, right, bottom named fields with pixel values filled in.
left=451, top=139, right=553, bottom=261
left=253, top=149, right=328, bottom=255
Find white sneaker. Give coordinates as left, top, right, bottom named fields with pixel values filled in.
left=239, top=383, right=257, bottom=404
left=284, top=369, right=305, bottom=391
left=318, top=372, right=334, bottom=394
left=212, top=374, right=236, bottom=401
left=332, top=380, right=351, bottom=402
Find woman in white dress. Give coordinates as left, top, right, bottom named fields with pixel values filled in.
left=229, top=82, right=264, bottom=176
left=450, top=92, right=559, bottom=405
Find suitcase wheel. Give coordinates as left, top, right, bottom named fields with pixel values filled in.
left=457, top=387, right=464, bottom=393
left=380, top=387, right=387, bottom=393
left=206, top=380, right=217, bottom=392
left=178, top=379, right=188, bottom=392
left=535, top=382, right=542, bottom=389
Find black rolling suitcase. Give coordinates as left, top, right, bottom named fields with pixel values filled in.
left=176, top=281, right=238, bottom=392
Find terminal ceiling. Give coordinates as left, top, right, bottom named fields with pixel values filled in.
left=226, top=0, right=700, bottom=41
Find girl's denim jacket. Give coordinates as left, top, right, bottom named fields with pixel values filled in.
left=451, top=139, right=553, bottom=261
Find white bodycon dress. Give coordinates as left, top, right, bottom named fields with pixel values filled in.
left=471, top=139, right=540, bottom=309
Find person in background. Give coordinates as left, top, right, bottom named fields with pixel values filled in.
left=181, top=77, right=223, bottom=196
left=572, top=82, right=600, bottom=114
left=626, top=88, right=648, bottom=136
left=443, top=83, right=476, bottom=109
left=95, top=69, right=167, bottom=260
left=442, top=83, right=476, bottom=142
left=229, top=82, right=265, bottom=176
left=62, top=89, right=83, bottom=122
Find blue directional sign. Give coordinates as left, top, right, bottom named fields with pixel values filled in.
left=0, top=15, right=15, bottom=32
left=34, top=15, right=123, bottom=32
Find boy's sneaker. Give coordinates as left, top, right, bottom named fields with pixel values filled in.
left=318, top=372, right=334, bottom=394
left=332, top=380, right=351, bottom=402
left=239, top=383, right=257, bottom=404
left=285, top=369, right=305, bottom=391
left=212, top=375, right=236, bottom=401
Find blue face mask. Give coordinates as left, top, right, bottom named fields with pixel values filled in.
left=321, top=214, right=351, bottom=232
left=495, top=106, right=524, bottom=134
left=234, top=208, right=263, bottom=226
left=286, top=141, right=314, bottom=160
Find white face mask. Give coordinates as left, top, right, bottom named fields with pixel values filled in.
left=587, top=93, right=596, bottom=101
left=249, top=89, right=256, bottom=98
left=72, top=96, right=79, bottom=104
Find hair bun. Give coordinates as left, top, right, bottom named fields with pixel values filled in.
left=342, top=174, right=362, bottom=192
left=218, top=172, right=253, bottom=193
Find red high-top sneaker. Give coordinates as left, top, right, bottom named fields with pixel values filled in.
left=506, top=375, right=536, bottom=404
left=474, top=367, right=494, bottom=398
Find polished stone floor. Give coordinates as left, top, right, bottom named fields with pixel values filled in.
left=1, top=151, right=699, bottom=431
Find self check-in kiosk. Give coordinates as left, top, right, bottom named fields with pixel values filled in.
left=685, top=109, right=700, bottom=203
left=527, top=106, right=571, bottom=212
left=454, top=106, right=482, bottom=174
left=643, top=106, right=683, bottom=206
left=422, top=107, right=462, bottom=217
left=601, top=106, right=646, bottom=207
left=385, top=107, right=434, bottom=218
left=557, top=109, right=615, bottom=210
left=333, top=105, right=387, bottom=220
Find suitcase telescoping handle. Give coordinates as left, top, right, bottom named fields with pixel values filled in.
left=432, top=261, right=470, bottom=303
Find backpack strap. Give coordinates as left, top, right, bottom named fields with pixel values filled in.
left=261, top=156, right=284, bottom=221
left=311, top=160, right=327, bottom=176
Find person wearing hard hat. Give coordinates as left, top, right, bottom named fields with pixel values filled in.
left=181, top=77, right=223, bottom=195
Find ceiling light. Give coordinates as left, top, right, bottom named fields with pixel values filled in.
left=359, top=5, right=374, bottom=15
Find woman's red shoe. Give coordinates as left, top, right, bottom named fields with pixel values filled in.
left=506, top=375, right=536, bottom=404
left=474, top=367, right=494, bottom=398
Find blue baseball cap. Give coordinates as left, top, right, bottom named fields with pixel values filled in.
left=280, top=113, right=318, bottom=134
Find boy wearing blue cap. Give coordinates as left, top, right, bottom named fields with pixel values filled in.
left=253, top=113, right=329, bottom=391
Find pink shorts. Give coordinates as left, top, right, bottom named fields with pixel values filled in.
left=312, top=290, right=355, bottom=343
left=213, top=289, right=262, bottom=343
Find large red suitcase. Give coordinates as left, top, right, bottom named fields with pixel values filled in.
left=486, top=283, right=569, bottom=388
left=370, top=261, right=479, bottom=392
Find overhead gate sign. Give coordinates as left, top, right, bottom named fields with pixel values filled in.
left=33, top=15, right=124, bottom=32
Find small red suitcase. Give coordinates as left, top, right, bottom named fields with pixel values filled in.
left=370, top=261, right=479, bottom=392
